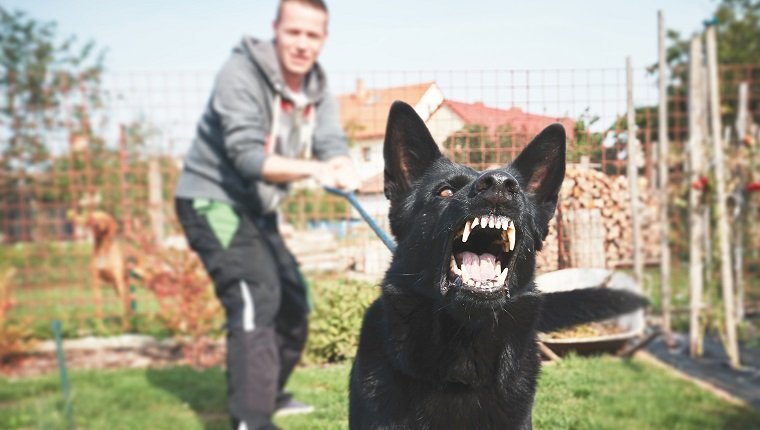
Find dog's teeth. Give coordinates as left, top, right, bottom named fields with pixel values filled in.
left=495, top=217, right=502, bottom=229
left=502, top=217, right=510, bottom=231
left=450, top=256, right=461, bottom=275
left=497, top=266, right=509, bottom=285
left=462, top=220, right=472, bottom=243
left=507, top=220, right=516, bottom=251
left=472, top=217, right=479, bottom=229
left=496, top=261, right=501, bottom=274
left=488, top=216, right=495, bottom=229
left=461, top=264, right=471, bottom=282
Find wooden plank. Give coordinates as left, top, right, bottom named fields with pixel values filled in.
left=626, top=57, right=644, bottom=284
left=705, top=25, right=740, bottom=368
left=657, top=10, right=673, bottom=345
left=733, top=82, right=749, bottom=322
left=687, top=35, right=707, bottom=358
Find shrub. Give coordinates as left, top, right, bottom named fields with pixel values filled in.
left=129, top=233, right=223, bottom=368
left=303, top=276, right=379, bottom=365
left=0, top=268, right=34, bottom=367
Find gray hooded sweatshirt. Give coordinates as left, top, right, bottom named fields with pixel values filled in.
left=175, top=37, right=348, bottom=215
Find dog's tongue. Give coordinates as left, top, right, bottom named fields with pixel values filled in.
left=459, top=251, right=498, bottom=281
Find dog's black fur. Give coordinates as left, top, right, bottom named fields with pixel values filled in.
left=348, top=101, right=648, bottom=429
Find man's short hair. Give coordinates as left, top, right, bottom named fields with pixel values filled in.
left=275, top=0, right=328, bottom=22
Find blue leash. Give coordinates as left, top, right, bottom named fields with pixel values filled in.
left=323, top=186, right=396, bottom=253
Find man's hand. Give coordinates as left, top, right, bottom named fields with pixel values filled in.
left=326, top=156, right=360, bottom=192
left=260, top=154, right=360, bottom=191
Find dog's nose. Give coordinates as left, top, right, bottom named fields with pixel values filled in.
left=474, top=170, right=518, bottom=204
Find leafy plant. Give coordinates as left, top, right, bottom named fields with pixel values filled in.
left=0, top=268, right=34, bottom=368
left=129, top=232, right=223, bottom=368
left=302, top=277, right=378, bottom=365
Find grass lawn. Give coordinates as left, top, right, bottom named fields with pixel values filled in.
left=1, top=355, right=758, bottom=430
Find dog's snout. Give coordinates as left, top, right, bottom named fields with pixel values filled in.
left=475, top=171, right=517, bottom=192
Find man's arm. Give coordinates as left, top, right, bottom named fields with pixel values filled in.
left=261, top=154, right=359, bottom=191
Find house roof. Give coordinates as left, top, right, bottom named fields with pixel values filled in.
left=360, top=171, right=385, bottom=194
left=338, top=81, right=436, bottom=140
left=441, top=100, right=576, bottom=141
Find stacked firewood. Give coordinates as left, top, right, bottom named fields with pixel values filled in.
left=536, top=166, right=660, bottom=272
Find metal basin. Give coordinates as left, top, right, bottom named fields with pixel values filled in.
left=536, top=268, right=645, bottom=354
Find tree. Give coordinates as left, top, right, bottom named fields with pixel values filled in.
left=449, top=124, right=514, bottom=169
left=0, top=6, right=105, bottom=170
left=0, top=6, right=106, bottom=241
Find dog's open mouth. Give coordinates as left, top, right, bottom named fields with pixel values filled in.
left=445, top=215, right=516, bottom=297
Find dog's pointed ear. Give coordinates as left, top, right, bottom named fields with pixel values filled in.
left=383, top=101, right=442, bottom=201
left=511, top=123, right=566, bottom=211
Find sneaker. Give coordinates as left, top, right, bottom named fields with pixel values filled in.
left=274, top=396, right=314, bottom=417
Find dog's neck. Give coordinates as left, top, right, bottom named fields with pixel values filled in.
left=379, top=285, right=542, bottom=386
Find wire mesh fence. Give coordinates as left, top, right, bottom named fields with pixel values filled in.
left=0, top=65, right=758, bottom=330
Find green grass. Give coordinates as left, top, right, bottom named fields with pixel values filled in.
left=1, top=356, right=758, bottom=430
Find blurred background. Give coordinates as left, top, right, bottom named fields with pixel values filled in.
left=0, top=1, right=758, bottom=429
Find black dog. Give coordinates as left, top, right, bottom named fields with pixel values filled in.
left=348, top=101, right=647, bottom=429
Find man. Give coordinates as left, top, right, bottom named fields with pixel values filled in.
left=174, top=1, right=356, bottom=428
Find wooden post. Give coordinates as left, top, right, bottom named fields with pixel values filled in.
left=626, top=57, right=644, bottom=284
left=733, top=82, right=749, bottom=321
left=118, top=125, right=132, bottom=238
left=564, top=209, right=605, bottom=268
left=705, top=26, right=740, bottom=368
left=148, top=157, right=165, bottom=247
left=657, top=11, right=672, bottom=345
left=687, top=36, right=707, bottom=358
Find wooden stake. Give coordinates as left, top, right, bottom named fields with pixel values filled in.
left=733, top=82, right=749, bottom=322
left=687, top=36, right=707, bottom=358
left=705, top=25, right=740, bottom=368
left=148, top=157, right=165, bottom=247
left=657, top=10, right=672, bottom=345
left=626, top=57, right=644, bottom=284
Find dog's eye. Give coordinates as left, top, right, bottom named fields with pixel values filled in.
left=438, top=187, right=454, bottom=198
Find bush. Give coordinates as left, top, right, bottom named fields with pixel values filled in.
left=0, top=268, right=34, bottom=366
left=303, top=276, right=379, bottom=365
left=129, top=232, right=223, bottom=368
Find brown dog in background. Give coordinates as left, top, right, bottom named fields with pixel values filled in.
left=68, top=209, right=133, bottom=328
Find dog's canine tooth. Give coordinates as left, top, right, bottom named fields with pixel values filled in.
left=497, top=266, right=509, bottom=285
left=501, top=230, right=509, bottom=251
left=462, top=220, right=472, bottom=243
left=507, top=220, right=516, bottom=251
left=472, top=217, right=479, bottom=229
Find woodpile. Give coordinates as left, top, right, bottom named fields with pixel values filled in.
left=536, top=165, right=660, bottom=272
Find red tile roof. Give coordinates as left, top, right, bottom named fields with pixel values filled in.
left=441, top=100, right=576, bottom=141
left=338, top=81, right=436, bottom=140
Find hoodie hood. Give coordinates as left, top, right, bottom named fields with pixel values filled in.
left=237, top=36, right=328, bottom=104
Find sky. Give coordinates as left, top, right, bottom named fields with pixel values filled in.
left=5, top=0, right=718, bottom=73
left=2, top=0, right=722, bottom=154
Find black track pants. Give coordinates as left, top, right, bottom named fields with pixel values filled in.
left=175, top=198, right=309, bottom=430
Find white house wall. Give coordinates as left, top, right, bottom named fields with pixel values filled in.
left=413, top=83, right=445, bottom=122
left=426, top=105, right=466, bottom=150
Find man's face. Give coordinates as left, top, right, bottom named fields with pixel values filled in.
left=273, top=2, right=327, bottom=85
